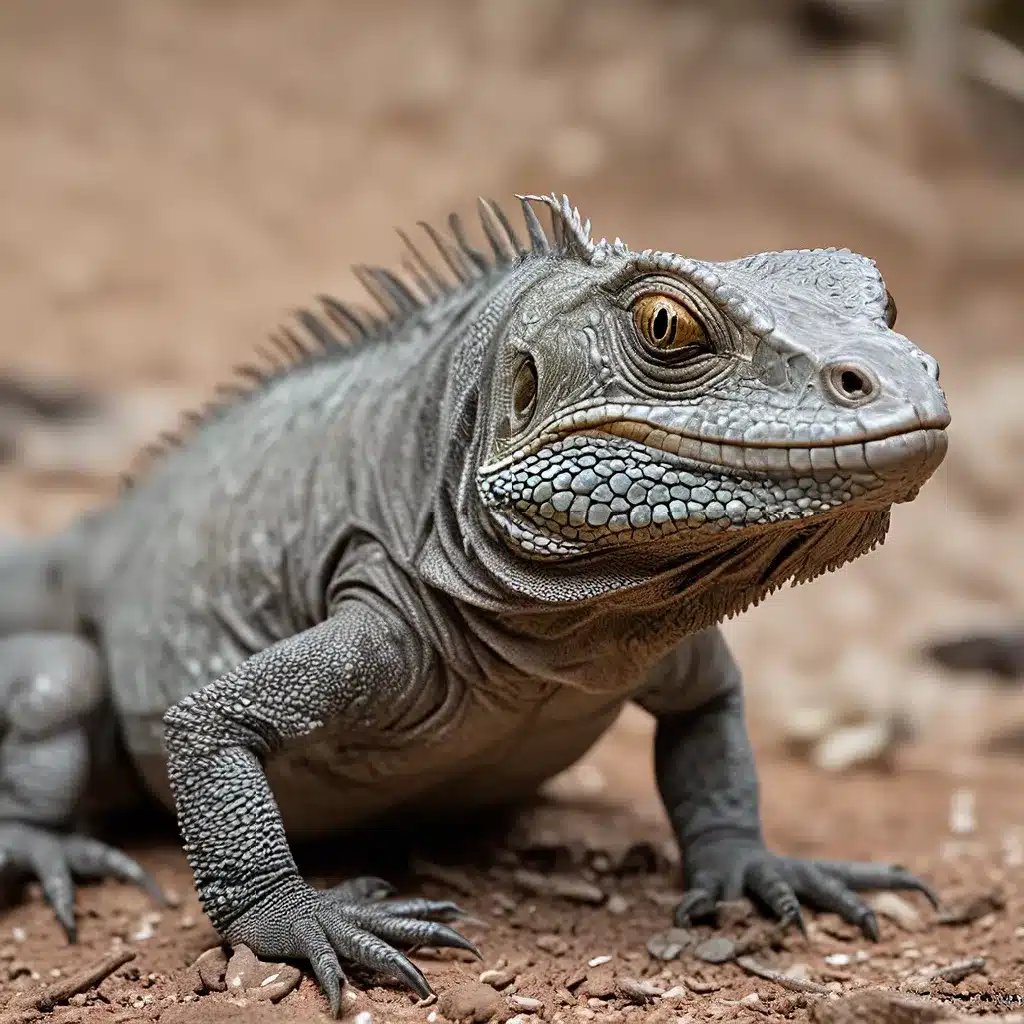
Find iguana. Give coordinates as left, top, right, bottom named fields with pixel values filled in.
left=0, top=194, right=950, bottom=1015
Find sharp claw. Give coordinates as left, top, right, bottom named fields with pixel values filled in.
left=783, top=909, right=808, bottom=938
left=390, top=953, right=432, bottom=1001
left=324, top=972, right=342, bottom=1018
left=673, top=892, right=714, bottom=927
left=381, top=898, right=465, bottom=921
left=860, top=910, right=880, bottom=942
left=915, top=880, right=942, bottom=911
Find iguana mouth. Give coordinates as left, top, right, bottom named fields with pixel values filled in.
left=481, top=403, right=951, bottom=476
left=477, top=421, right=947, bottom=560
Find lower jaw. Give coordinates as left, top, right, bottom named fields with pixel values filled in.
left=489, top=488, right=899, bottom=560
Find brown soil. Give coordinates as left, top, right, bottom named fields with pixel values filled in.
left=1, top=2, right=1023, bottom=1022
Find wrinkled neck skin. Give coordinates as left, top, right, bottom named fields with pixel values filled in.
left=412, top=260, right=890, bottom=649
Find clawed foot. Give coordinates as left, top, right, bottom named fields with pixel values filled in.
left=0, top=822, right=165, bottom=941
left=223, top=874, right=478, bottom=1016
left=675, top=839, right=940, bottom=940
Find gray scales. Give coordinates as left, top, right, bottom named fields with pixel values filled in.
left=0, top=193, right=950, bottom=1015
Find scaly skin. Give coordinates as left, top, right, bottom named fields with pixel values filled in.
left=0, top=194, right=949, bottom=1015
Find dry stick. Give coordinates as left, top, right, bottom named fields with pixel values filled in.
left=735, top=955, right=831, bottom=996
left=35, top=948, right=137, bottom=1010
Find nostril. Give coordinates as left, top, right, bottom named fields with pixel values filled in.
left=825, top=362, right=879, bottom=406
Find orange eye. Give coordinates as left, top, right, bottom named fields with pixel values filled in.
left=632, top=295, right=707, bottom=352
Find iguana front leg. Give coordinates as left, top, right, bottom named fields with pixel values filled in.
left=162, top=599, right=478, bottom=1017
left=637, top=628, right=939, bottom=936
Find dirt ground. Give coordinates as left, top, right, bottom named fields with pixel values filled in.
left=1, top=1, right=1024, bottom=1022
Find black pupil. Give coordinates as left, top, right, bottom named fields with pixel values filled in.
left=652, top=305, right=671, bottom=342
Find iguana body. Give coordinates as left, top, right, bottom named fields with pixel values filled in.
left=0, top=195, right=949, bottom=1015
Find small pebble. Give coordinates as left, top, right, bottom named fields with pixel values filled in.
left=536, top=934, right=568, bottom=955
left=479, top=968, right=515, bottom=989
left=437, top=980, right=502, bottom=1024
left=12, top=928, right=26, bottom=942
left=353, top=1012, right=372, bottom=1024
left=549, top=876, right=605, bottom=905
left=509, top=995, right=543, bottom=1011
left=587, top=955, right=612, bottom=968
left=949, top=788, right=976, bottom=835
left=194, top=946, right=229, bottom=993
left=824, top=953, right=851, bottom=967
left=870, top=892, right=924, bottom=932
left=937, top=888, right=1005, bottom=925
left=606, top=893, right=630, bottom=915
left=646, top=927, right=694, bottom=961
left=616, top=977, right=652, bottom=1005
left=694, top=937, right=736, bottom=964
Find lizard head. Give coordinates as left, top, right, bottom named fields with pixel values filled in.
left=474, top=194, right=949, bottom=578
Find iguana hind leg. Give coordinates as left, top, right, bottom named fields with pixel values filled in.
left=0, top=632, right=162, bottom=939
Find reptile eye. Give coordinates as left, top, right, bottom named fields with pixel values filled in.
left=511, top=355, right=538, bottom=427
left=632, top=294, right=707, bottom=353
left=883, top=289, right=897, bottom=328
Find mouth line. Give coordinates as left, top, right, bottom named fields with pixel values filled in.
left=481, top=407, right=950, bottom=475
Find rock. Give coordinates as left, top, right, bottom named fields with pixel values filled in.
left=580, top=963, right=616, bottom=999
left=511, top=869, right=550, bottom=896
left=694, top=937, right=736, bottom=964
left=812, top=718, right=902, bottom=772
left=870, top=892, right=925, bottom=931
left=478, top=968, right=515, bottom=989
left=548, top=875, right=605, bottom=905
left=646, top=927, right=695, bottom=961
left=535, top=934, right=568, bottom=956
left=508, top=994, right=543, bottom=1012
left=937, top=888, right=1005, bottom=925
left=809, top=989, right=964, bottom=1023
left=193, top=946, right=229, bottom=993
left=606, top=893, right=630, bottom=915
left=223, top=944, right=301, bottom=1003
left=615, top=977, right=653, bottom=1005
left=437, top=980, right=503, bottom=1023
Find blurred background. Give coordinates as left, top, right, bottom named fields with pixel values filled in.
left=0, top=0, right=1022, bottom=766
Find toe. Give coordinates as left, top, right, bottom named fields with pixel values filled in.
left=809, top=860, right=941, bottom=910
left=319, top=908, right=432, bottom=1000
left=343, top=905, right=480, bottom=956
left=746, top=859, right=804, bottom=934
left=291, top=918, right=346, bottom=1017
left=673, top=870, right=721, bottom=927
left=63, top=837, right=166, bottom=906
left=23, top=841, right=76, bottom=942
left=379, top=898, right=466, bottom=921
left=791, top=862, right=879, bottom=939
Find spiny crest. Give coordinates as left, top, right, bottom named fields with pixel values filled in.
left=122, top=192, right=611, bottom=489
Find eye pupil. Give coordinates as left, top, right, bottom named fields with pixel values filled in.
left=632, top=293, right=707, bottom=354
left=652, top=306, right=670, bottom=341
